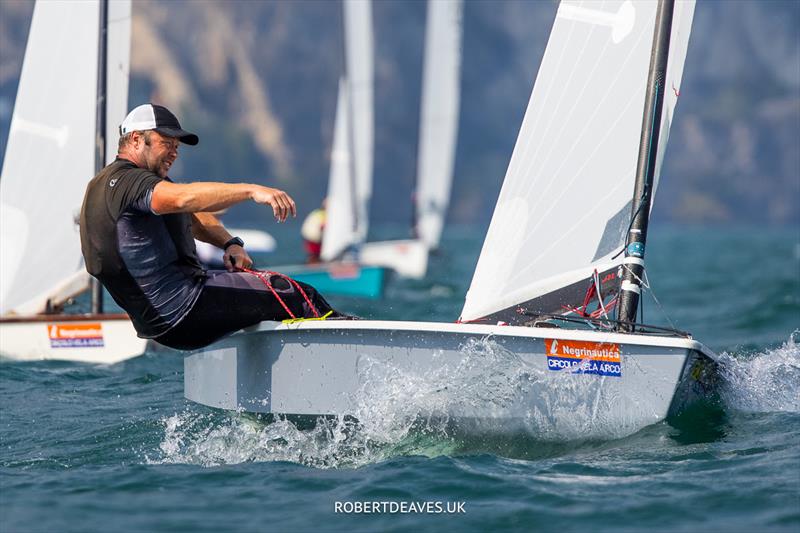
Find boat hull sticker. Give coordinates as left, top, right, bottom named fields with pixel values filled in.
left=545, top=338, right=621, bottom=377
left=47, top=323, right=105, bottom=348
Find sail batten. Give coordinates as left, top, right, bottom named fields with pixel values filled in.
left=461, top=0, right=697, bottom=324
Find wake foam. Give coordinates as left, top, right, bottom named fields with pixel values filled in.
left=717, top=332, right=800, bottom=413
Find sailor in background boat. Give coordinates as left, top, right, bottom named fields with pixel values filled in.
left=79, top=103, right=347, bottom=350
left=300, top=198, right=326, bottom=264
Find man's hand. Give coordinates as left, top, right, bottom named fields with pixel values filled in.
left=224, top=244, right=253, bottom=272
left=251, top=186, right=297, bottom=222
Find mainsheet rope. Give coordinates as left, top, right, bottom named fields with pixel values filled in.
left=238, top=266, right=320, bottom=320
left=562, top=269, right=618, bottom=322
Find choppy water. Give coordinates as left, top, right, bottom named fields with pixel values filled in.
left=2, top=226, right=799, bottom=532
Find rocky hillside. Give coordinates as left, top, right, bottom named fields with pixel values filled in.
left=1, top=0, right=797, bottom=228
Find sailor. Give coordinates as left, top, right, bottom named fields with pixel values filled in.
left=80, top=103, right=346, bottom=350
left=300, top=199, right=326, bottom=264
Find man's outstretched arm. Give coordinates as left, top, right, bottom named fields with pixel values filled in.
left=151, top=181, right=296, bottom=222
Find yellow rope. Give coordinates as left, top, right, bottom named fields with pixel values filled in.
left=281, top=310, right=333, bottom=324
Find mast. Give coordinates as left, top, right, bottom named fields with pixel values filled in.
left=616, top=0, right=675, bottom=331
left=91, top=0, right=108, bottom=314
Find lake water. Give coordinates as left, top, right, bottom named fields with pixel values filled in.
left=1, top=226, right=798, bottom=532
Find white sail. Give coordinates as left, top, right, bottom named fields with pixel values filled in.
left=1, top=0, right=100, bottom=315
left=342, top=0, right=374, bottom=244
left=105, top=0, right=132, bottom=166
left=652, top=0, right=695, bottom=200
left=0, top=0, right=131, bottom=315
left=462, top=0, right=695, bottom=323
left=321, top=79, right=357, bottom=261
left=415, top=0, right=463, bottom=250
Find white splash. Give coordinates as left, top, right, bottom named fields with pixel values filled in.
left=717, top=332, right=800, bottom=413
left=350, top=337, right=538, bottom=443
left=152, top=410, right=384, bottom=469
left=153, top=335, right=723, bottom=468
left=153, top=338, right=547, bottom=468
left=349, top=336, right=644, bottom=442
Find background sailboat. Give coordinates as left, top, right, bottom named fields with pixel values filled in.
left=277, top=0, right=386, bottom=299
left=185, top=0, right=718, bottom=440
left=359, top=0, right=464, bottom=278
left=0, top=0, right=146, bottom=363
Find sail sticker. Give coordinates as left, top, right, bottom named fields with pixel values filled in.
left=47, top=323, right=104, bottom=348
left=545, top=339, right=621, bottom=377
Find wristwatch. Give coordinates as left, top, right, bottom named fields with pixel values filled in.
left=223, top=236, right=244, bottom=250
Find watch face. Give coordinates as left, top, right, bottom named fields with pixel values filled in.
left=226, top=237, right=244, bottom=249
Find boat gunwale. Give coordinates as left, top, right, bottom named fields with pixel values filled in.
left=0, top=313, right=131, bottom=324
left=216, top=319, right=716, bottom=359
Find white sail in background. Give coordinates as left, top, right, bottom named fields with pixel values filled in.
left=0, top=0, right=131, bottom=315
left=0, top=0, right=100, bottom=315
left=105, top=0, right=132, bottom=166
left=343, top=0, right=374, bottom=244
left=462, top=0, right=695, bottom=323
left=321, top=79, right=357, bottom=261
left=415, top=0, right=463, bottom=249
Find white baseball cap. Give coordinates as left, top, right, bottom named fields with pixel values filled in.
left=120, top=103, right=199, bottom=145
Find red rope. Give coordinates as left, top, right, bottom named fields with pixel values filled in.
left=239, top=267, right=320, bottom=319
left=563, top=270, right=617, bottom=318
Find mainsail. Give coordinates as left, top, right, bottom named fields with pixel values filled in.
left=461, top=0, right=695, bottom=324
left=414, top=0, right=463, bottom=249
left=343, top=0, right=374, bottom=244
left=652, top=0, right=694, bottom=200
left=320, top=0, right=374, bottom=261
left=0, top=0, right=131, bottom=315
left=321, top=79, right=356, bottom=261
left=105, top=0, right=132, bottom=166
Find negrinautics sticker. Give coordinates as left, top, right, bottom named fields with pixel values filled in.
left=48, top=323, right=105, bottom=348
left=545, top=339, right=621, bottom=377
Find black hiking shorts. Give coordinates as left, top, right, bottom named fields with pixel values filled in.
left=154, top=270, right=341, bottom=350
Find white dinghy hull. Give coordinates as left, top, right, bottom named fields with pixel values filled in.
left=360, top=239, right=429, bottom=279
left=0, top=315, right=147, bottom=364
left=185, top=321, right=716, bottom=439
